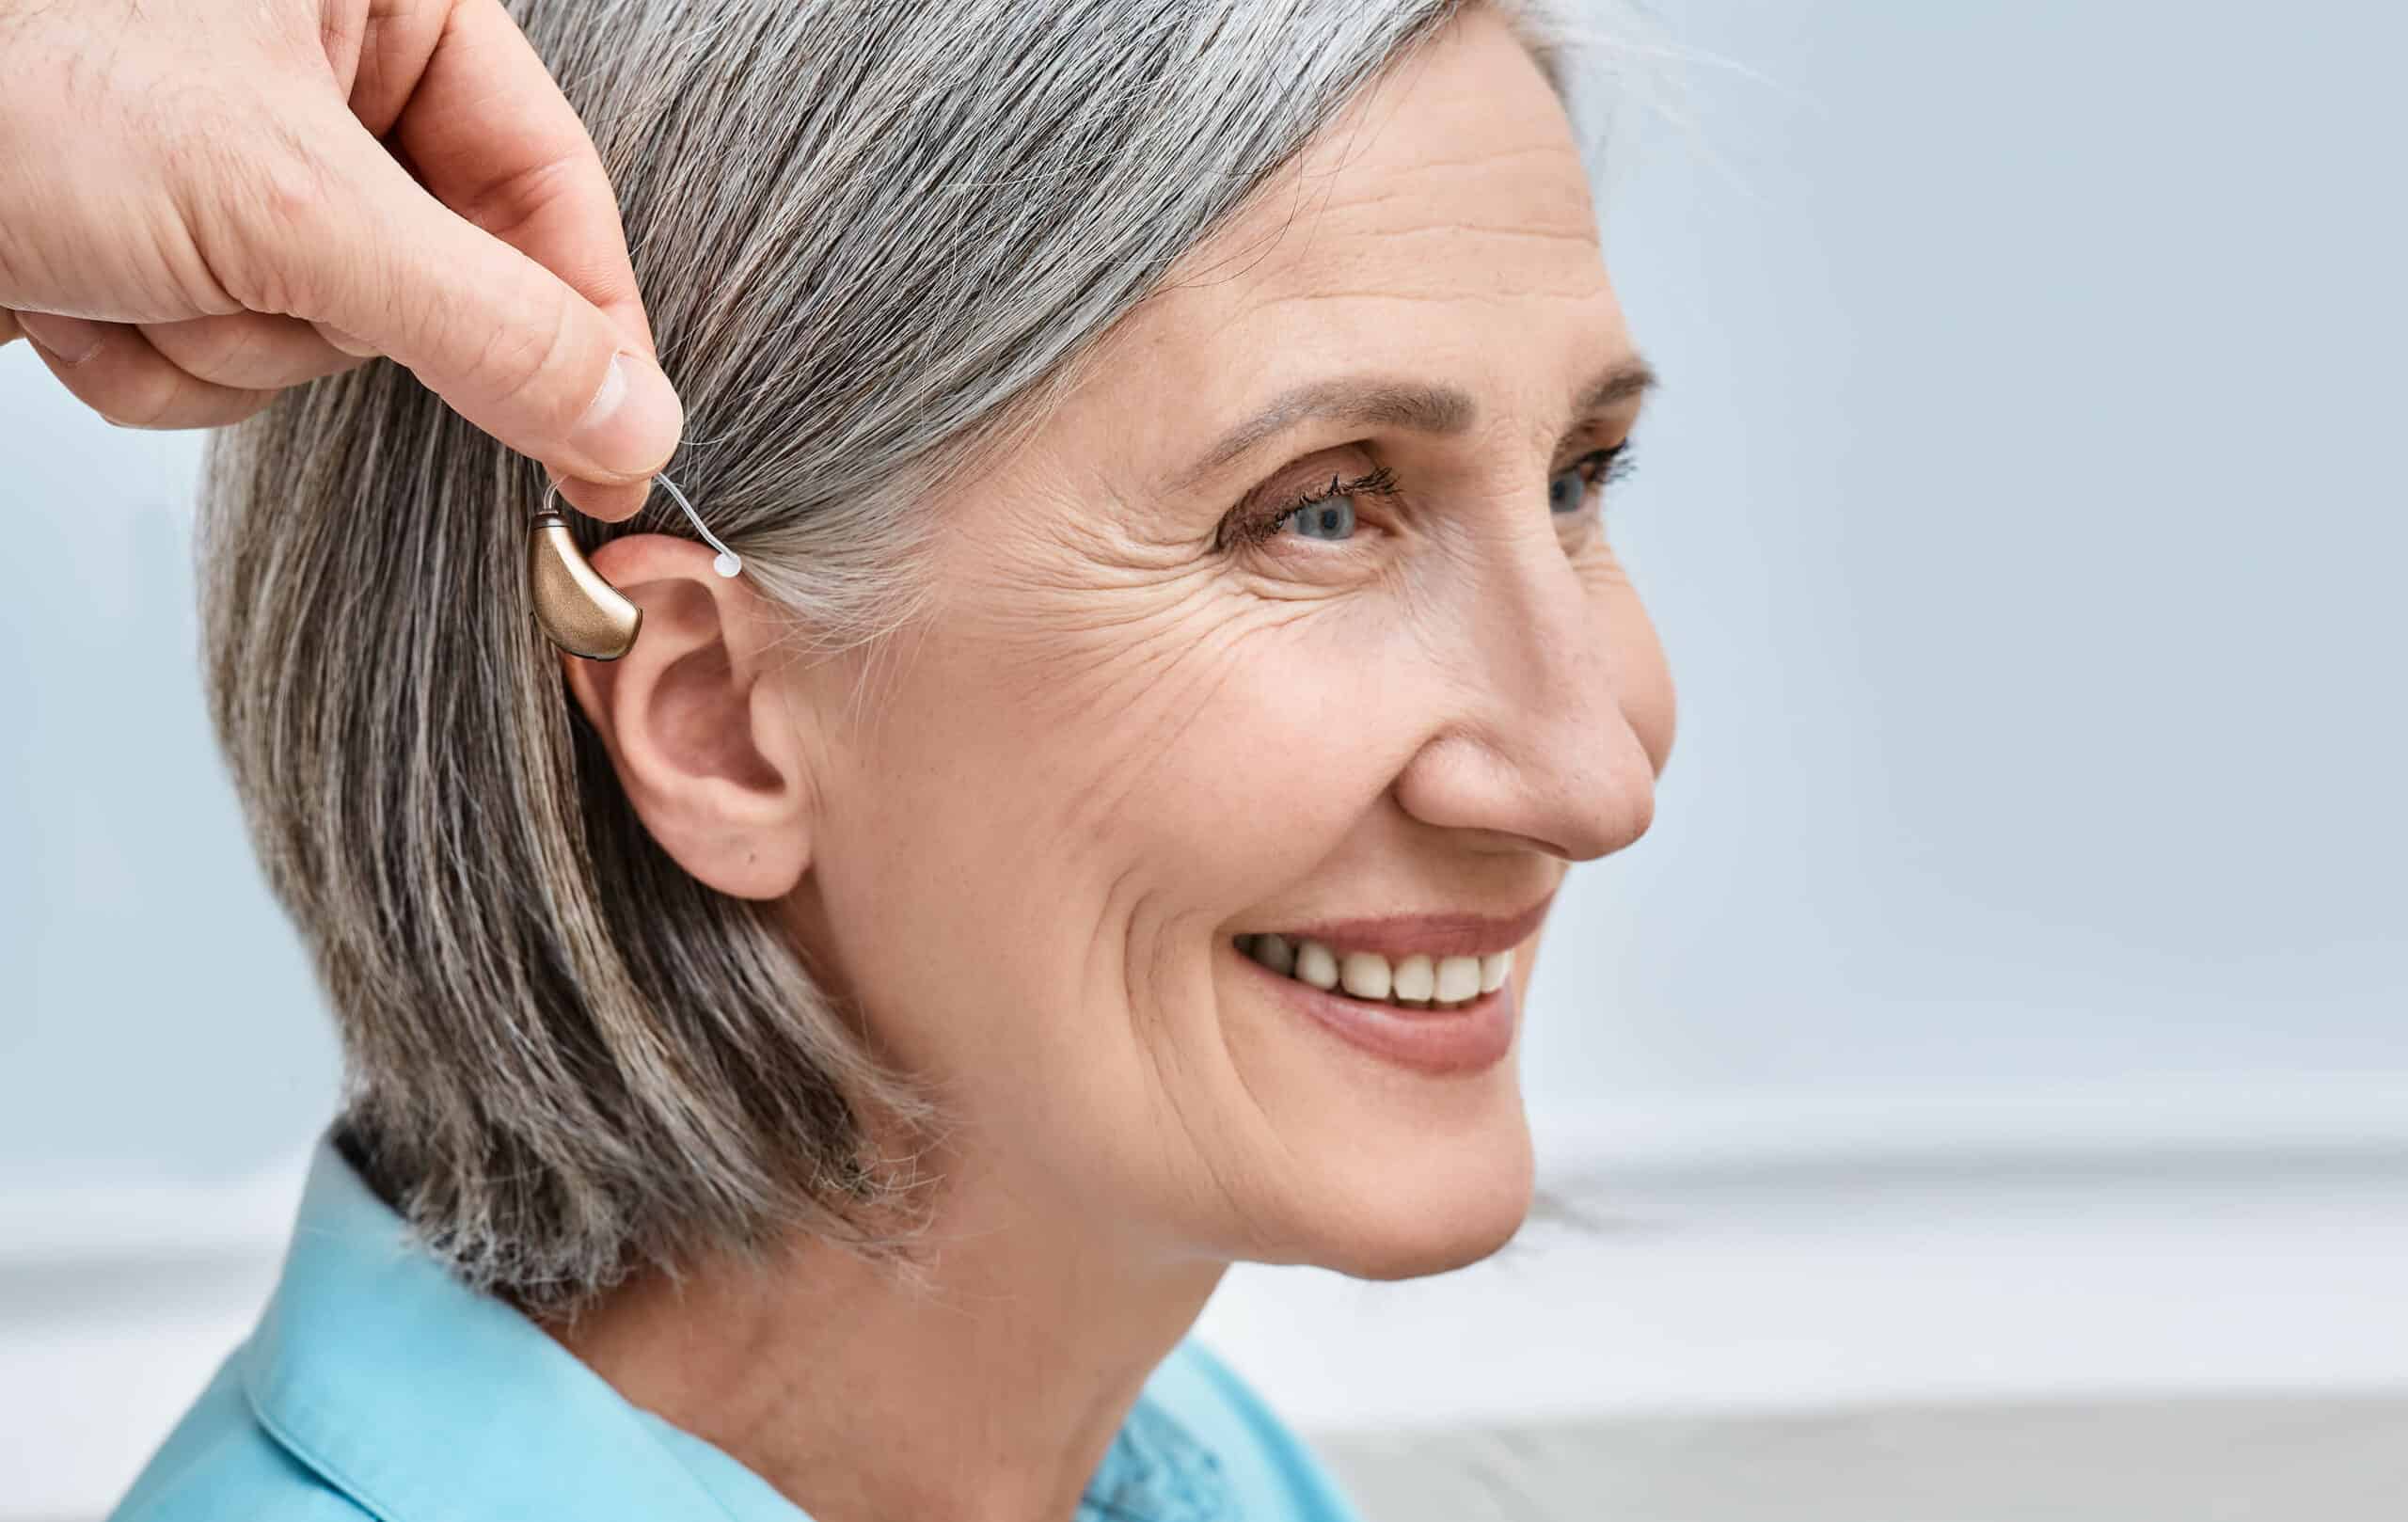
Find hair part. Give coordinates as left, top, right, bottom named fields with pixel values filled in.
left=200, top=0, right=1607, bottom=1315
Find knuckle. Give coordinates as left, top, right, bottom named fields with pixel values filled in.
left=451, top=155, right=578, bottom=244
left=147, top=317, right=234, bottom=386
left=252, top=122, right=346, bottom=238
left=200, top=115, right=351, bottom=317
left=186, top=317, right=271, bottom=388
left=202, top=325, right=263, bottom=385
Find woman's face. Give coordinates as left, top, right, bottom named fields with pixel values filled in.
left=793, top=9, right=1671, bottom=1276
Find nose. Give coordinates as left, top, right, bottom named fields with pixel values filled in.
left=1389, top=522, right=1658, bottom=863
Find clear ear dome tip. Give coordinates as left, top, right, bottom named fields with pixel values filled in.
left=714, top=551, right=742, bottom=578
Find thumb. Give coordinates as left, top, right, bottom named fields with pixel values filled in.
left=284, top=122, right=683, bottom=488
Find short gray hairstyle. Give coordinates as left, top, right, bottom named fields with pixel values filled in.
left=199, top=0, right=1607, bottom=1313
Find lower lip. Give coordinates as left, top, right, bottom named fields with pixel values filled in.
left=1236, top=945, right=1518, bottom=1076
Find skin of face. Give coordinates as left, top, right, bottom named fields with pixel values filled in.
left=558, top=11, right=1671, bottom=1512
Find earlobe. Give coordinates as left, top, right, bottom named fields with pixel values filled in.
left=558, top=534, right=816, bottom=900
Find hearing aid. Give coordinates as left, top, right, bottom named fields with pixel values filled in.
left=529, top=471, right=742, bottom=661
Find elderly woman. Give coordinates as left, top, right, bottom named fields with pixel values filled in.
left=94, top=0, right=1672, bottom=1518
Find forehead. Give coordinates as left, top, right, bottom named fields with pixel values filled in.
left=1069, top=11, right=1626, bottom=462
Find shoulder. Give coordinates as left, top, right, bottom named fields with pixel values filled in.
left=107, top=1347, right=370, bottom=1522
left=1145, top=1337, right=1366, bottom=1522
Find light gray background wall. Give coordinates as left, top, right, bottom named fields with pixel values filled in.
left=3, top=0, right=2401, bottom=1192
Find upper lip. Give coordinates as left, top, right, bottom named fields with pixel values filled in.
left=1253, top=888, right=1557, bottom=960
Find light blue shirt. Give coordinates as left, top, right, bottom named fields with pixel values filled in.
left=108, top=1127, right=1366, bottom=1522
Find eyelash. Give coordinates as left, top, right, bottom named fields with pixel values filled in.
left=1213, top=445, right=1634, bottom=552
left=1215, top=465, right=1402, bottom=551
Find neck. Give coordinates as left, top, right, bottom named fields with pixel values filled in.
left=532, top=1135, right=1229, bottom=1522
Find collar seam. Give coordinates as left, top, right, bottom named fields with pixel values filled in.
left=238, top=1348, right=410, bottom=1522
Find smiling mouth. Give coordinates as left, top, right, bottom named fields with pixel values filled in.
left=1233, top=933, right=1513, bottom=1011
left=1228, top=889, right=1551, bottom=1011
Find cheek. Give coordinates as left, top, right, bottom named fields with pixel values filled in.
left=1112, top=599, right=1426, bottom=896
left=803, top=596, right=1412, bottom=1058
left=952, top=503, right=1427, bottom=899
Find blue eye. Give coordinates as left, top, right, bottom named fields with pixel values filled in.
left=1549, top=444, right=1632, bottom=515
left=1281, top=495, right=1357, bottom=541
left=1546, top=461, right=1587, bottom=514
left=1231, top=466, right=1395, bottom=549
left=1218, top=449, right=1631, bottom=557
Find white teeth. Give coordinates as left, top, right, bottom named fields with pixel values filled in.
left=1434, top=956, right=1481, bottom=1003
left=1239, top=935, right=1514, bottom=1011
left=1339, top=951, right=1391, bottom=1000
left=1292, top=939, right=1339, bottom=991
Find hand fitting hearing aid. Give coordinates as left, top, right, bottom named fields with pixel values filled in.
left=529, top=471, right=742, bottom=661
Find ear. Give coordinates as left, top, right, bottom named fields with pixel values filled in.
left=560, top=533, right=816, bottom=900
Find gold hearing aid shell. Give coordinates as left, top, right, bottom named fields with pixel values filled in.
left=527, top=471, right=737, bottom=660
left=529, top=509, right=642, bottom=660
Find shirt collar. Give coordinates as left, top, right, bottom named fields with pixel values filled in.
left=237, top=1126, right=1233, bottom=1522
left=238, top=1127, right=743, bottom=1522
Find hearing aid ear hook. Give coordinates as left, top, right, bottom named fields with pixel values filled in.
left=528, top=471, right=743, bottom=661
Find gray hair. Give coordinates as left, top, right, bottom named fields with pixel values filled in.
left=199, top=0, right=1608, bottom=1314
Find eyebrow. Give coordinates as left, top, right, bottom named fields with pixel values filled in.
left=1163, top=356, right=1658, bottom=496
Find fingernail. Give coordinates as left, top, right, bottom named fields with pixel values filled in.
left=20, top=313, right=107, bottom=366
left=570, top=351, right=681, bottom=478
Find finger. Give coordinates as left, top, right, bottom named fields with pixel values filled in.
left=285, top=119, right=680, bottom=516
left=348, top=0, right=657, bottom=353
left=552, top=473, right=654, bottom=521
left=143, top=310, right=366, bottom=390
left=19, top=313, right=277, bottom=429
left=15, top=311, right=111, bottom=366
left=312, top=321, right=380, bottom=358
left=303, top=0, right=674, bottom=520
left=1, top=309, right=21, bottom=349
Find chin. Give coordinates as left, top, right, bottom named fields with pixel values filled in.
left=1200, top=933, right=1545, bottom=1277
left=1292, top=1106, right=1539, bottom=1282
